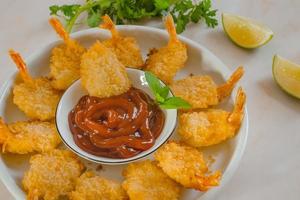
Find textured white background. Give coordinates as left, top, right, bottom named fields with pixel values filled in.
left=0, top=0, right=299, bottom=199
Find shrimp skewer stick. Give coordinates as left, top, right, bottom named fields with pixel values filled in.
left=9, top=50, right=61, bottom=120
left=144, top=15, right=187, bottom=84
left=100, top=15, right=143, bottom=69
left=0, top=118, right=61, bottom=154
left=170, top=66, right=244, bottom=109
left=178, top=87, right=246, bottom=147
left=49, top=18, right=86, bottom=90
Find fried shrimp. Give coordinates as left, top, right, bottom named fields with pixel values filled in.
left=0, top=118, right=60, bottom=154
left=122, top=160, right=182, bottom=200
left=100, top=15, right=143, bottom=69
left=154, top=141, right=221, bottom=191
left=9, top=50, right=61, bottom=120
left=178, top=87, right=246, bottom=147
left=170, top=66, right=244, bottom=108
left=69, top=171, right=128, bottom=200
left=144, top=15, right=187, bottom=84
left=22, top=149, right=84, bottom=200
left=80, top=41, right=131, bottom=98
left=49, top=18, right=86, bottom=90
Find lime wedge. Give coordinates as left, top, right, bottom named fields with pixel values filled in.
left=273, top=55, right=300, bottom=99
left=222, top=13, right=273, bottom=49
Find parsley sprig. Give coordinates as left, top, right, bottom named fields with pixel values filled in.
left=49, top=0, right=218, bottom=33
left=145, top=72, right=191, bottom=109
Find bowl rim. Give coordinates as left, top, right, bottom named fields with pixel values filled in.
left=0, top=25, right=249, bottom=200
left=55, top=68, right=178, bottom=164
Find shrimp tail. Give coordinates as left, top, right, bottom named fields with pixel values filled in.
left=49, top=17, right=70, bottom=42
left=165, top=14, right=179, bottom=44
left=217, top=66, right=244, bottom=101
left=9, top=49, right=32, bottom=83
left=228, top=87, right=246, bottom=126
left=195, top=170, right=222, bottom=191
left=100, top=15, right=119, bottom=39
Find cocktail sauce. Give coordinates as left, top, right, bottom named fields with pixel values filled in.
left=69, top=88, right=165, bottom=158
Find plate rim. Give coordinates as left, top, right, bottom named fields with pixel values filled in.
left=0, top=25, right=249, bottom=200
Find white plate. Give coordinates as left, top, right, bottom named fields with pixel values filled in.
left=0, top=26, right=248, bottom=200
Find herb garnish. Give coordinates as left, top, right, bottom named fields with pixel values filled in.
left=49, top=0, right=218, bottom=33
left=145, top=72, right=191, bottom=109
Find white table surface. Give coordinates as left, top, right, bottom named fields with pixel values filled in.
left=0, top=0, right=299, bottom=199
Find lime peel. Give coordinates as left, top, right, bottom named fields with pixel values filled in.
left=222, top=13, right=273, bottom=49
left=272, top=55, right=300, bottom=99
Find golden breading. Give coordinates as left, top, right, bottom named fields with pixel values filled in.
left=22, top=149, right=84, bottom=200
left=171, top=75, right=218, bottom=108
left=13, top=77, right=61, bottom=120
left=178, top=87, right=246, bottom=147
left=144, top=15, right=187, bottom=84
left=154, top=142, right=221, bottom=191
left=122, top=160, right=181, bottom=200
left=9, top=50, right=61, bottom=120
left=49, top=18, right=86, bottom=90
left=170, top=66, right=244, bottom=109
left=80, top=41, right=131, bottom=98
left=0, top=118, right=61, bottom=154
left=100, top=15, right=143, bottom=69
left=69, top=171, right=128, bottom=200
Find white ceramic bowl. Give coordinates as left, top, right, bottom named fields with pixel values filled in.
left=0, top=26, right=248, bottom=200
left=56, top=68, right=177, bottom=164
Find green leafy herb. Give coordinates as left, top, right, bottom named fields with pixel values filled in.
left=49, top=0, right=218, bottom=33
left=145, top=72, right=191, bottom=109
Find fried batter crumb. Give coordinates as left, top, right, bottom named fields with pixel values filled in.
left=69, top=171, right=128, bottom=200
left=0, top=118, right=61, bottom=154
left=80, top=41, right=131, bottom=98
left=178, top=88, right=246, bottom=147
left=22, top=149, right=84, bottom=200
left=154, top=141, right=221, bottom=191
left=122, top=160, right=182, bottom=200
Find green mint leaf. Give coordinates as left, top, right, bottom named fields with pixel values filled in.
left=145, top=71, right=164, bottom=96
left=155, top=93, right=165, bottom=103
left=160, top=86, right=170, bottom=99
left=159, top=97, right=192, bottom=109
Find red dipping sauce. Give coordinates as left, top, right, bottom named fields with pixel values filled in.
left=68, top=87, right=165, bottom=159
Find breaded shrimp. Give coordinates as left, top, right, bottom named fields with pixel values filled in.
left=170, top=66, right=244, bottom=109
left=178, top=87, right=246, bottom=147
left=154, top=141, right=221, bottom=191
left=69, top=171, right=128, bottom=200
left=144, top=15, right=187, bottom=84
left=80, top=41, right=131, bottom=98
left=22, top=149, right=84, bottom=200
left=122, top=160, right=182, bottom=200
left=0, top=118, right=60, bottom=154
left=49, top=18, right=86, bottom=90
left=9, top=50, right=61, bottom=120
left=100, top=15, right=143, bottom=69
